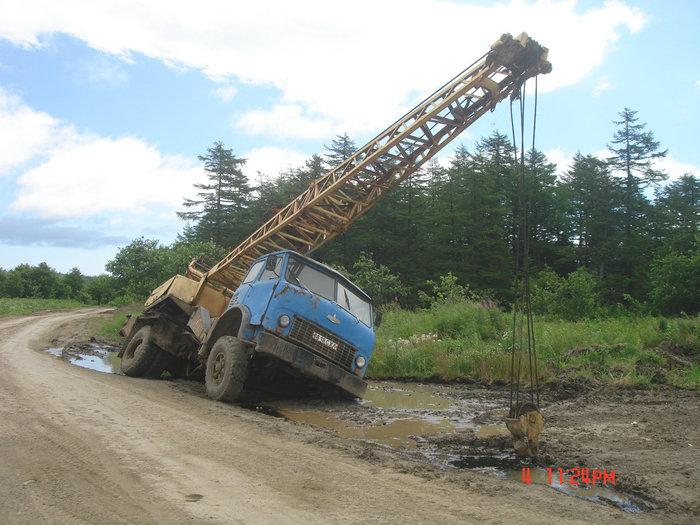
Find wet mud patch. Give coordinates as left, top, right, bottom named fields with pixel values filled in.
left=428, top=432, right=654, bottom=513
left=247, top=381, right=656, bottom=513
left=46, top=339, right=122, bottom=374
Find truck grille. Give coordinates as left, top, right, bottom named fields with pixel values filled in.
left=288, top=317, right=356, bottom=370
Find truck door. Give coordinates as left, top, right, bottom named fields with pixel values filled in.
left=239, top=255, right=284, bottom=325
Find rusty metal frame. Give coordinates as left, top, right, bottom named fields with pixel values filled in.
left=196, top=33, right=551, bottom=296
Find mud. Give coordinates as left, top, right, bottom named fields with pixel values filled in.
left=2, top=309, right=698, bottom=524
left=47, top=339, right=121, bottom=374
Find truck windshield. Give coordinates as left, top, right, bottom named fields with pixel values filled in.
left=286, top=256, right=372, bottom=326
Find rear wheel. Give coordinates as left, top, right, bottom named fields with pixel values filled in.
left=205, top=336, right=251, bottom=402
left=121, top=325, right=160, bottom=377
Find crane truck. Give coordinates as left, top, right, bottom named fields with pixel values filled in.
left=119, top=33, right=551, bottom=402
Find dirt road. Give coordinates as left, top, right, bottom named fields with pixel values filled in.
left=0, top=309, right=697, bottom=524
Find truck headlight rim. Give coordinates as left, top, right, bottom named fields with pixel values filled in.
left=279, top=314, right=291, bottom=327
left=355, top=355, right=366, bottom=369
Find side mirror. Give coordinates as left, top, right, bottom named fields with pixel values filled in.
left=374, top=309, right=383, bottom=328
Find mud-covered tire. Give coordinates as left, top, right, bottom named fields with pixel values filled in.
left=143, top=348, right=172, bottom=379
left=205, top=336, right=250, bottom=402
left=120, top=325, right=160, bottom=377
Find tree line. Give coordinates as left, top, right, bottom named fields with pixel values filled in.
left=2, top=108, right=698, bottom=318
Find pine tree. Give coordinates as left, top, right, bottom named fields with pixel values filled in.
left=655, top=173, right=700, bottom=254
left=606, top=109, right=668, bottom=298
left=324, top=133, right=356, bottom=169
left=559, top=153, right=624, bottom=288
left=177, top=141, right=252, bottom=247
left=607, top=108, right=668, bottom=235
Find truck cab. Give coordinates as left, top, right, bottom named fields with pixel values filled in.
left=201, top=251, right=375, bottom=401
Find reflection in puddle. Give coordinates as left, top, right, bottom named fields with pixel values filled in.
left=46, top=343, right=122, bottom=375
left=279, top=410, right=456, bottom=448
left=361, top=384, right=453, bottom=411
left=274, top=382, right=479, bottom=449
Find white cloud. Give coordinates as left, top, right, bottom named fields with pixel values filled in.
left=214, top=84, right=237, bottom=103
left=592, top=79, right=613, bottom=98
left=545, top=148, right=575, bottom=176
left=12, top=135, right=204, bottom=218
left=81, top=56, right=129, bottom=88
left=0, top=0, right=649, bottom=139
left=654, top=155, right=698, bottom=181
left=237, top=104, right=336, bottom=140
left=0, top=89, right=206, bottom=221
left=0, top=88, right=65, bottom=175
left=242, top=146, right=309, bottom=181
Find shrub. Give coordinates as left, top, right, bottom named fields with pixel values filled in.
left=531, top=266, right=601, bottom=320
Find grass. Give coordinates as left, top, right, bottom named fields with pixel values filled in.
left=368, top=300, right=700, bottom=388
left=95, top=304, right=143, bottom=342
left=0, top=297, right=87, bottom=316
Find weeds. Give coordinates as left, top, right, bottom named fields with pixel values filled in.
left=368, top=300, right=700, bottom=389
left=96, top=304, right=143, bottom=342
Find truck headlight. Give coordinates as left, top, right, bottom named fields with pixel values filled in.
left=279, top=314, right=291, bottom=327
left=355, top=355, right=366, bottom=369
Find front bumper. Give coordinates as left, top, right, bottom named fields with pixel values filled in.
left=255, top=331, right=367, bottom=398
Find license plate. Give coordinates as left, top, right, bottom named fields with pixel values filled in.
left=312, top=332, right=338, bottom=351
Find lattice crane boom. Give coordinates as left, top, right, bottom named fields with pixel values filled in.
left=191, top=33, right=551, bottom=299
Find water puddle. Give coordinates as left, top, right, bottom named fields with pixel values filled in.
left=252, top=381, right=650, bottom=513
left=45, top=348, right=650, bottom=513
left=46, top=342, right=122, bottom=374
left=270, top=382, right=481, bottom=448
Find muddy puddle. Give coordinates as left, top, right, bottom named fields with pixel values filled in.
left=46, top=349, right=649, bottom=512
left=46, top=341, right=122, bottom=374
left=250, top=381, right=650, bottom=513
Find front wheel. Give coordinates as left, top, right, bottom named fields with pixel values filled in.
left=121, top=325, right=160, bottom=377
left=205, top=336, right=251, bottom=402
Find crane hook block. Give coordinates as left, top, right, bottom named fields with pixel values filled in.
left=505, top=403, right=545, bottom=456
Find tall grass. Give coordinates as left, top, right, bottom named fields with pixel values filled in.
left=368, top=301, right=700, bottom=388
left=0, top=297, right=87, bottom=316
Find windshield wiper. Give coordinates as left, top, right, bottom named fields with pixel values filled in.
left=343, top=289, right=360, bottom=322
left=294, top=274, right=311, bottom=294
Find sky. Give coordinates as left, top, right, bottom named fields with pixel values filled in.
left=0, top=0, right=698, bottom=276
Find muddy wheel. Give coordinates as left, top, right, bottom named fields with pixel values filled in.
left=120, top=325, right=159, bottom=377
left=143, top=348, right=172, bottom=379
left=205, top=336, right=250, bottom=402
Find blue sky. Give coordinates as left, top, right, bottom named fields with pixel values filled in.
left=0, top=0, right=698, bottom=276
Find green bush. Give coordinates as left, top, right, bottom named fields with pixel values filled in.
left=531, top=266, right=601, bottom=320
left=649, top=250, right=700, bottom=315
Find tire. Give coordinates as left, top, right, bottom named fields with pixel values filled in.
left=143, top=348, right=172, bottom=379
left=120, top=325, right=160, bottom=377
left=205, top=336, right=251, bottom=402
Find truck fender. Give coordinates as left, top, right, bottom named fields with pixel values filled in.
left=198, top=305, right=251, bottom=361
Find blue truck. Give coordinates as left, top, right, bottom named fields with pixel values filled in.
left=120, top=250, right=377, bottom=400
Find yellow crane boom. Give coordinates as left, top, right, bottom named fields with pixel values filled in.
left=153, top=33, right=550, bottom=314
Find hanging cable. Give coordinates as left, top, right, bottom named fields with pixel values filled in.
left=505, top=76, right=545, bottom=456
